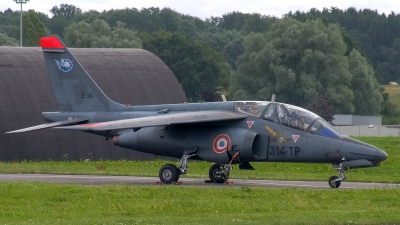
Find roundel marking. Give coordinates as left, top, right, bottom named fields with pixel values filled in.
left=213, top=134, right=231, bottom=154
left=57, top=59, right=73, bottom=72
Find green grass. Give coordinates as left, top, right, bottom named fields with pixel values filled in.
left=0, top=137, right=399, bottom=183
left=1, top=137, right=400, bottom=224
left=1, top=182, right=399, bottom=225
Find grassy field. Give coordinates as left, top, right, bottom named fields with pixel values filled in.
left=0, top=137, right=398, bottom=183
left=1, top=182, right=399, bottom=225
left=0, top=137, right=399, bottom=224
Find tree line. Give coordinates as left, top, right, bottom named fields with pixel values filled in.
left=1, top=5, right=399, bottom=123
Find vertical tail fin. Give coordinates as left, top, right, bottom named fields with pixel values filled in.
left=40, top=35, right=126, bottom=112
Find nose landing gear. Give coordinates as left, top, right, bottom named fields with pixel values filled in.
left=328, top=163, right=346, bottom=188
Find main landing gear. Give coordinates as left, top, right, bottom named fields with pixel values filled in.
left=328, top=163, right=346, bottom=188
left=158, top=150, right=236, bottom=184
left=207, top=151, right=239, bottom=183
left=158, top=152, right=196, bottom=184
left=159, top=161, right=233, bottom=184
left=209, top=164, right=232, bottom=183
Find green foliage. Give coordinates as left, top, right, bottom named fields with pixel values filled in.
left=73, top=7, right=210, bottom=36
left=348, top=50, right=383, bottom=115
left=64, top=8, right=269, bottom=70
left=196, top=27, right=245, bottom=69
left=64, top=19, right=142, bottom=48
left=231, top=18, right=354, bottom=113
left=2, top=5, right=400, bottom=114
left=223, top=36, right=244, bottom=70
left=22, top=10, right=48, bottom=47
left=0, top=24, right=18, bottom=39
left=140, top=31, right=230, bottom=102
left=381, top=85, right=400, bottom=124
left=36, top=12, right=51, bottom=29
left=242, top=13, right=276, bottom=33
left=46, top=4, right=83, bottom=38
left=379, top=38, right=400, bottom=83
left=50, top=4, right=82, bottom=19
left=382, top=116, right=400, bottom=125
left=209, top=11, right=277, bottom=33
left=0, top=33, right=18, bottom=46
left=287, top=7, right=400, bottom=84
left=196, top=27, right=243, bottom=53
left=215, top=11, right=248, bottom=30
left=48, top=16, right=69, bottom=37
left=231, top=18, right=383, bottom=115
left=0, top=8, right=20, bottom=27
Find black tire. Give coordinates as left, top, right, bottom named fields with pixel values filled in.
left=328, top=176, right=341, bottom=188
left=159, top=164, right=180, bottom=183
left=209, top=163, right=225, bottom=183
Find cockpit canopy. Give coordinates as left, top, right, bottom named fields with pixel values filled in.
left=235, top=101, right=343, bottom=138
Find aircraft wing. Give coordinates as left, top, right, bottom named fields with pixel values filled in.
left=5, top=118, right=88, bottom=134
left=56, top=110, right=247, bottom=131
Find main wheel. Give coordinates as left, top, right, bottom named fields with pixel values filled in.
left=209, top=163, right=225, bottom=183
left=328, top=176, right=341, bottom=188
left=159, top=164, right=180, bottom=184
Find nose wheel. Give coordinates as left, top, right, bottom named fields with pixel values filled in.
left=329, top=163, right=346, bottom=188
left=328, top=176, right=341, bottom=188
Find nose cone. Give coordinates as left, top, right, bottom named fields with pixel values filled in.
left=342, top=136, right=388, bottom=166
left=374, top=149, right=388, bottom=162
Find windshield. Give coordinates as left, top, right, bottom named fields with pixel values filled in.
left=309, top=119, right=343, bottom=138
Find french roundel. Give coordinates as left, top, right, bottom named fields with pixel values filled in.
left=213, top=134, right=231, bottom=153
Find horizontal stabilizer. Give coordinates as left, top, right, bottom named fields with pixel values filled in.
left=56, top=110, right=247, bottom=131
left=5, top=118, right=88, bottom=134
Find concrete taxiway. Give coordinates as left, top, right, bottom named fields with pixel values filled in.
left=0, top=174, right=398, bottom=189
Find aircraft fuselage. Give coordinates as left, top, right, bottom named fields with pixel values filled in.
left=42, top=101, right=387, bottom=168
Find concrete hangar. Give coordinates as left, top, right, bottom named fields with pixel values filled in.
left=0, top=47, right=187, bottom=161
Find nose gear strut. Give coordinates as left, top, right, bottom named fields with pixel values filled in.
left=328, top=163, right=347, bottom=188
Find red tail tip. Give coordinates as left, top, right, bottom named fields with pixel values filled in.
left=40, top=36, right=64, bottom=49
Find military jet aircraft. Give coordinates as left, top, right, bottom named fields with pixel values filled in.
left=6, top=36, right=388, bottom=188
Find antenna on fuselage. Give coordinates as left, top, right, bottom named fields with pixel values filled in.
left=271, top=94, right=276, bottom=102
